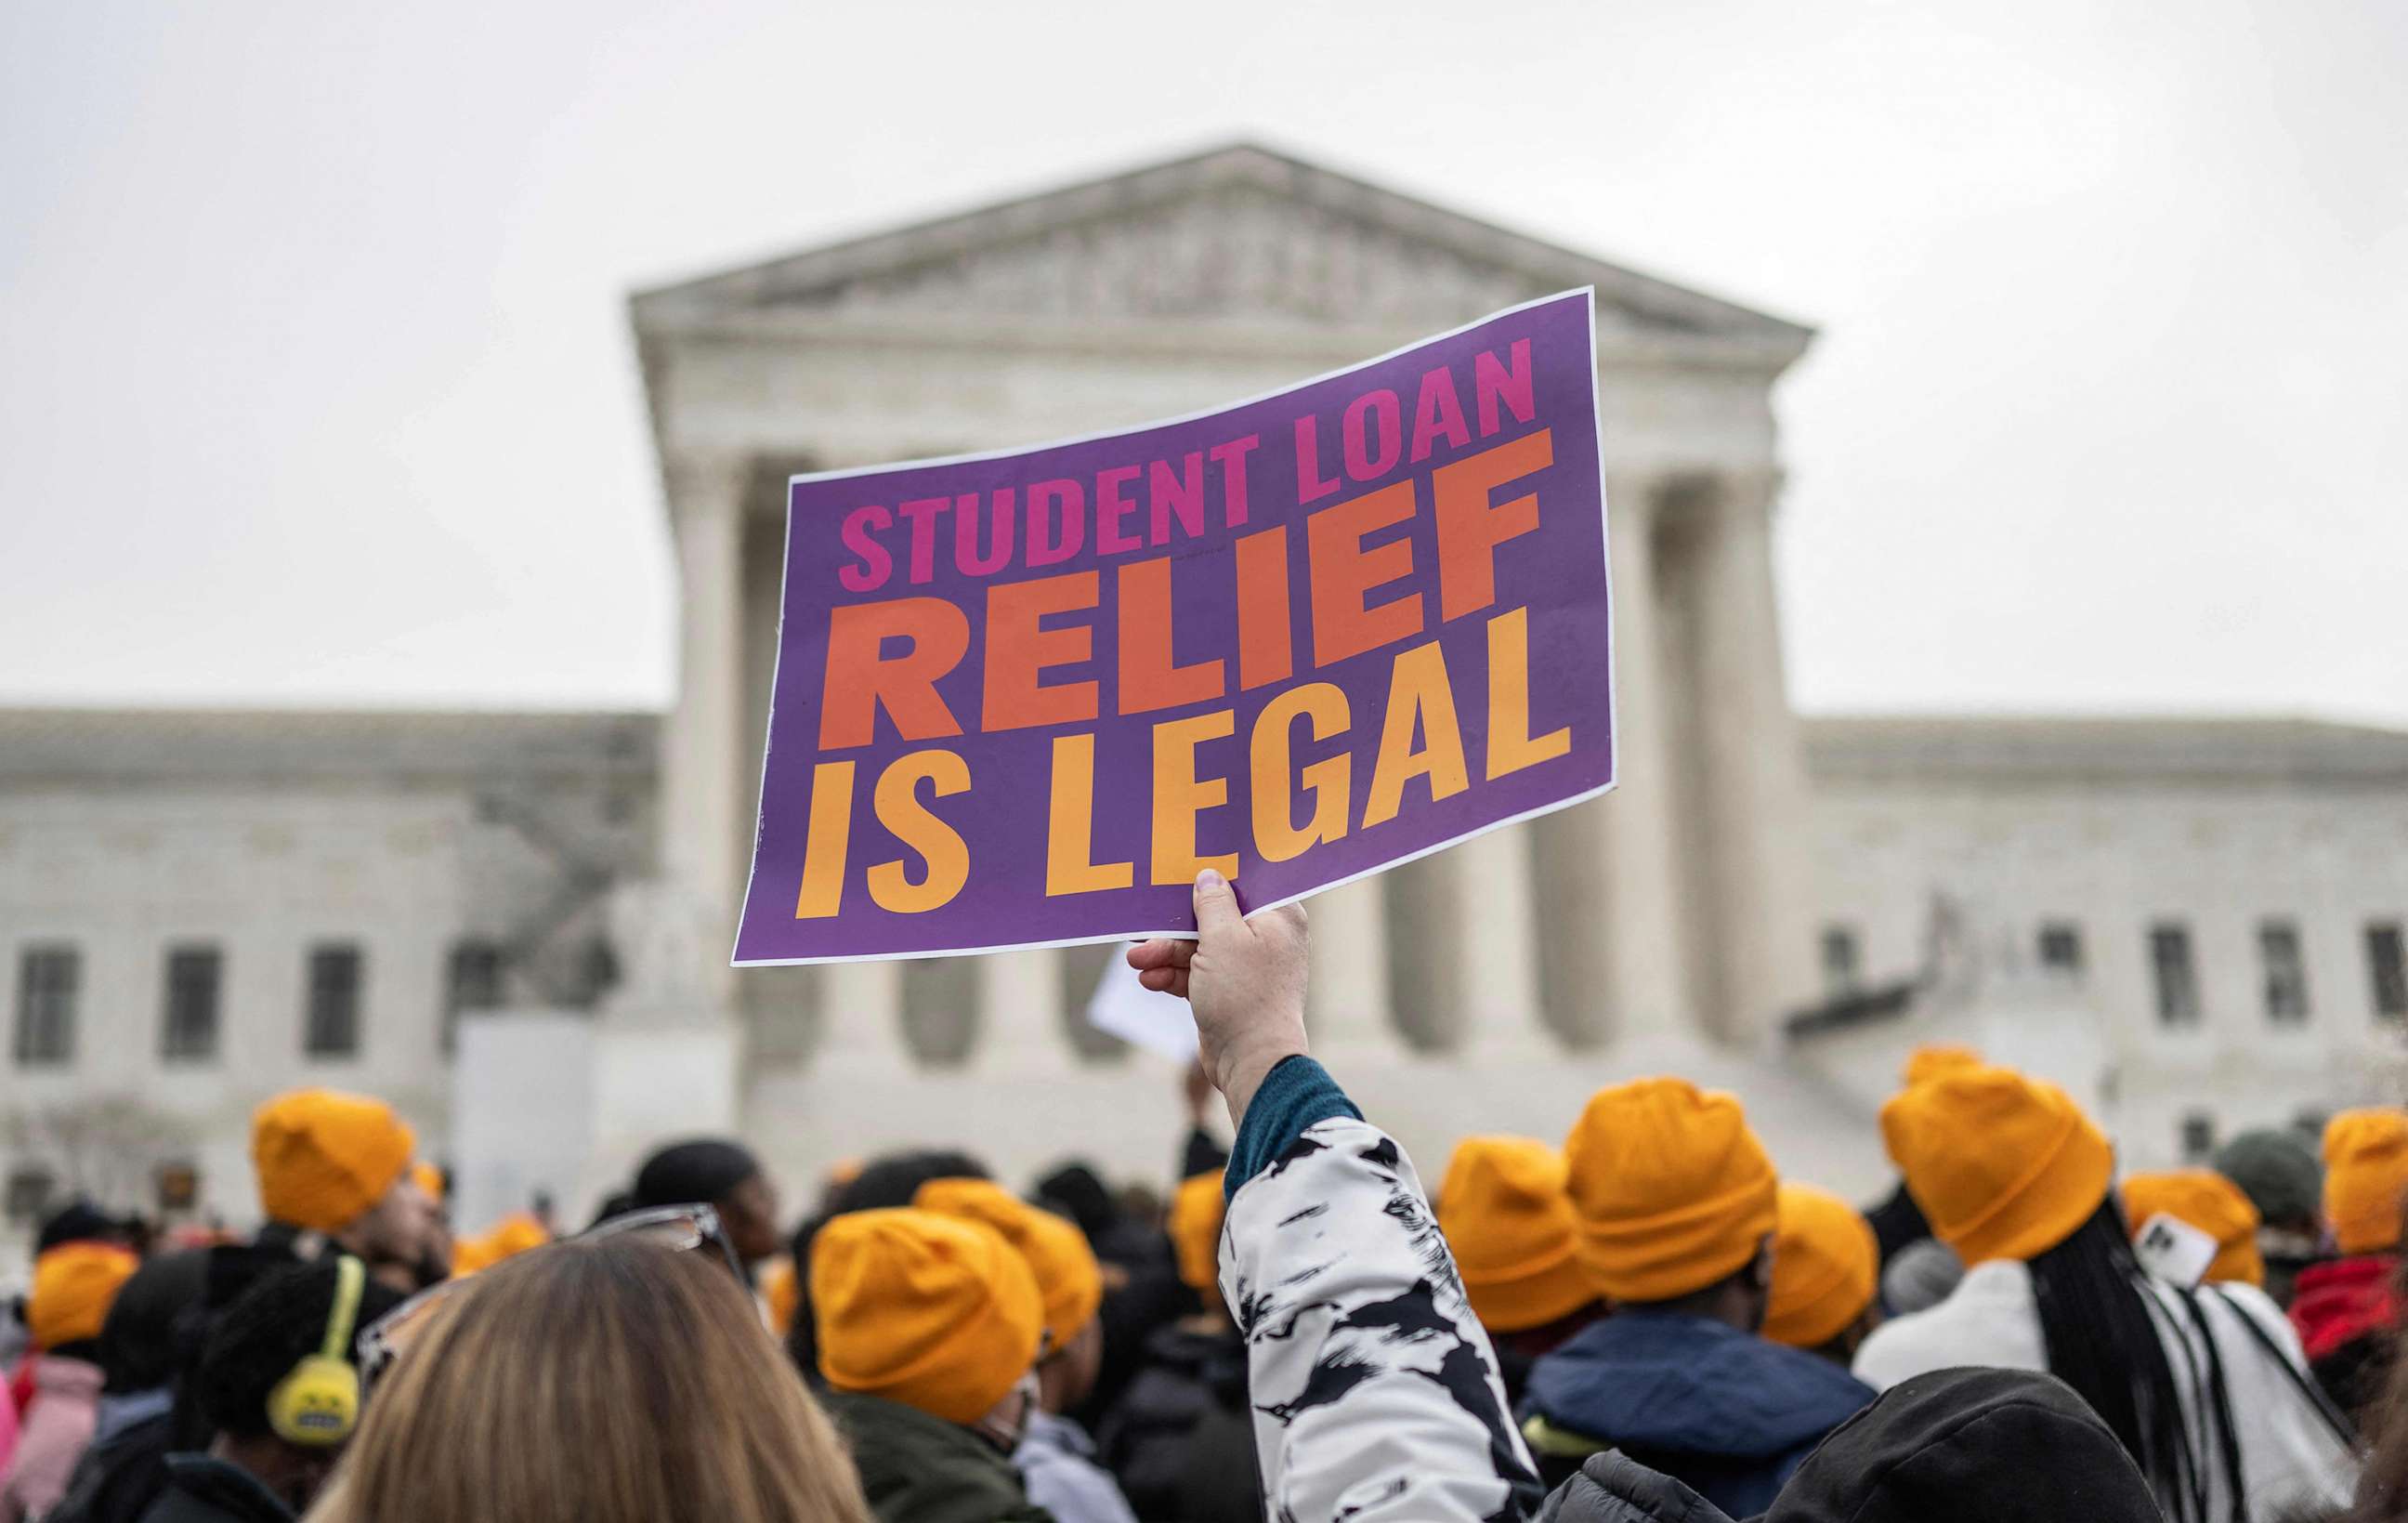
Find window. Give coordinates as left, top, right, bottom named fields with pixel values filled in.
left=1819, top=926, right=1861, bottom=998
left=12, top=945, right=79, bottom=1067
left=2036, top=922, right=2085, bottom=977
left=2258, top=920, right=2309, bottom=1026
left=2179, top=1111, right=2217, bottom=1162
left=4, top=1167, right=55, bottom=1225
left=304, top=944, right=364, bottom=1058
left=442, top=940, right=506, bottom=1053
left=161, top=945, right=222, bottom=1061
left=2371, top=922, right=2408, bottom=1022
left=2149, top=923, right=2200, bottom=1028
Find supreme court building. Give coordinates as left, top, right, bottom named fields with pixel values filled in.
left=7, top=145, right=2406, bottom=1241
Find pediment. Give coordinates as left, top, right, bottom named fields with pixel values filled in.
left=633, top=144, right=1811, bottom=356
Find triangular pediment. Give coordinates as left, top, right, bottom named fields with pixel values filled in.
left=632, top=143, right=1811, bottom=355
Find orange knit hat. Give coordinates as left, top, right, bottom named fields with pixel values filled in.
left=915, top=1177, right=1104, bottom=1347
left=1563, top=1078, right=1780, bottom=1302
left=1901, top=1044, right=1984, bottom=1088
left=1437, top=1137, right=1599, bottom=1332
left=2122, top=1170, right=2263, bottom=1286
left=29, top=1241, right=140, bottom=1349
left=812, top=1208, right=1042, bottom=1425
left=2323, top=1108, right=2408, bottom=1255
left=1881, top=1065, right=2112, bottom=1266
left=452, top=1212, right=550, bottom=1275
left=1170, top=1173, right=1226, bottom=1294
left=1762, top=1183, right=1880, bottom=1350
left=251, top=1089, right=416, bottom=1234
left=410, top=1161, right=445, bottom=1204
left=763, top=1258, right=801, bottom=1337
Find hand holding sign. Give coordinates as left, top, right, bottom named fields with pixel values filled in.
left=1128, top=870, right=1310, bottom=1129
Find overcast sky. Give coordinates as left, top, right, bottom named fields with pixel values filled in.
left=4, top=0, right=2401, bottom=722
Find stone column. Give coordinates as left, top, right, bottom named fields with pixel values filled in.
left=974, top=947, right=1074, bottom=1079
left=1456, top=823, right=1552, bottom=1062
left=1531, top=472, right=1692, bottom=1048
left=661, top=452, right=751, bottom=1004
left=1304, top=877, right=1394, bottom=1060
left=1684, top=471, right=1818, bottom=1043
left=815, top=960, right=911, bottom=1076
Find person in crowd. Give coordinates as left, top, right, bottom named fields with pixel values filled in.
left=135, top=1257, right=399, bottom=1523
left=1518, top=1079, right=1876, bottom=1512
left=1127, top=871, right=1542, bottom=1522
left=809, top=1207, right=1047, bottom=1522
left=444, top=1213, right=547, bottom=1277
left=1861, top=1046, right=1980, bottom=1267
left=2217, top=1127, right=2327, bottom=1309
left=1096, top=1173, right=1262, bottom=1523
left=1761, top=1184, right=1882, bottom=1365
left=1436, top=1137, right=1609, bottom=1408
left=2293, top=1107, right=2408, bottom=1418
left=3, top=1241, right=139, bottom=1521
left=42, top=1250, right=211, bottom=1523
left=401, top=1166, right=450, bottom=1293
left=915, top=1178, right=1135, bottom=1523
left=1856, top=1062, right=2354, bottom=1521
left=786, top=1149, right=997, bottom=1385
left=2123, top=1168, right=2266, bottom=1286
left=1537, top=1367, right=2166, bottom=1523
left=247, top=1091, right=435, bottom=1292
left=629, top=1138, right=784, bottom=1270
left=309, top=1233, right=872, bottom=1523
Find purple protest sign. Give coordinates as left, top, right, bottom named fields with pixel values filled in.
left=733, top=290, right=1613, bottom=965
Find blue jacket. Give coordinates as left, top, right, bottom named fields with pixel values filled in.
left=1521, top=1313, right=1875, bottom=1516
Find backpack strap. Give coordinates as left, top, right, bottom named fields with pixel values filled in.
left=2207, top=1285, right=2358, bottom=1449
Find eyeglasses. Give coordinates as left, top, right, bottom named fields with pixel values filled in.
left=359, top=1201, right=743, bottom=1389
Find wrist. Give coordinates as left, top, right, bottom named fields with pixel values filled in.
left=1218, top=1041, right=1310, bottom=1130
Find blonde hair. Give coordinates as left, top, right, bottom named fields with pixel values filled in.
left=307, top=1235, right=870, bottom=1523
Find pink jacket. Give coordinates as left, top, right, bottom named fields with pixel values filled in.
left=0, top=1355, right=104, bottom=1522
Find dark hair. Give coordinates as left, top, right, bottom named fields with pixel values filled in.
left=631, top=1139, right=761, bottom=1212
left=194, top=1259, right=401, bottom=1441
left=99, top=1248, right=209, bottom=1395
left=828, top=1149, right=989, bottom=1214
left=2030, top=1201, right=2240, bottom=1523
left=1034, top=1162, right=1119, bottom=1241
left=38, top=1198, right=134, bottom=1254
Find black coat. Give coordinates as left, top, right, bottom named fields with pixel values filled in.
left=1095, top=1324, right=1263, bottom=1523
left=136, top=1456, right=295, bottom=1523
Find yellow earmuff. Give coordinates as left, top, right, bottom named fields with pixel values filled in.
left=267, top=1254, right=365, bottom=1447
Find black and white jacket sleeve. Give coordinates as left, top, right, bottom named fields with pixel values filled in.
left=1220, top=1116, right=1547, bottom=1523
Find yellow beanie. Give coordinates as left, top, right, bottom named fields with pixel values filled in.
left=1882, top=1065, right=2112, bottom=1266
left=812, top=1208, right=1042, bottom=1425
left=2323, top=1109, right=2408, bottom=1255
left=410, top=1161, right=445, bottom=1204
left=1563, top=1078, right=1779, bottom=1302
left=29, top=1242, right=140, bottom=1349
left=2122, top=1170, right=2263, bottom=1286
left=763, top=1258, right=801, bottom=1337
left=1170, top=1173, right=1226, bottom=1294
left=1437, top=1137, right=1599, bottom=1332
left=452, top=1212, right=550, bottom=1275
left=1761, top=1183, right=1879, bottom=1349
left=1901, top=1044, right=1984, bottom=1088
left=915, top=1177, right=1104, bottom=1347
left=252, top=1089, right=416, bottom=1234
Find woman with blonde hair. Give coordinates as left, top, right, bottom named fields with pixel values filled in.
left=307, top=1225, right=872, bottom=1523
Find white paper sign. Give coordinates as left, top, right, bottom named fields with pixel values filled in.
left=1084, top=955, right=1199, bottom=1061
left=2132, top=1211, right=2218, bottom=1288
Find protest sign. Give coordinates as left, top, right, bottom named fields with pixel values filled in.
left=733, top=289, right=1614, bottom=965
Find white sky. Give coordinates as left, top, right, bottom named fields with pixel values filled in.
left=3, top=0, right=2401, bottom=721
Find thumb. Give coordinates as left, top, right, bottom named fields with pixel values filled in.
left=1192, top=867, right=1244, bottom=938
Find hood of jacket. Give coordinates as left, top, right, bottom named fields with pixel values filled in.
left=1525, top=1312, right=1875, bottom=1463
left=822, top=1389, right=1041, bottom=1523
left=2290, top=1254, right=2397, bottom=1361
left=1765, top=1367, right=2161, bottom=1523
left=1535, top=1451, right=1738, bottom=1523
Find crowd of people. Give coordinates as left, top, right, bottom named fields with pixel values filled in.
left=0, top=868, right=2398, bottom=1520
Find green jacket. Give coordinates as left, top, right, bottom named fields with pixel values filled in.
left=824, top=1391, right=1054, bottom=1523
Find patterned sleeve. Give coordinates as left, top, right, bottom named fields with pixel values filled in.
left=1219, top=1116, right=1547, bottom=1523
